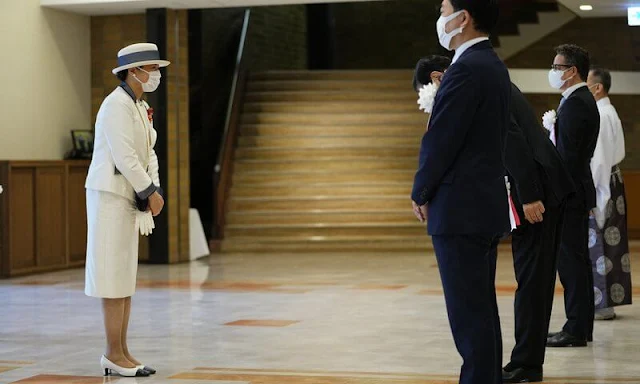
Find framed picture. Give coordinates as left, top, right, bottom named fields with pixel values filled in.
left=71, top=130, right=94, bottom=154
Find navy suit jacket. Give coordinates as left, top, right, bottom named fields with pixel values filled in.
left=555, top=86, right=600, bottom=211
left=505, top=83, right=575, bottom=219
left=411, top=40, right=511, bottom=235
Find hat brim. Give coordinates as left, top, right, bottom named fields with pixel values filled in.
left=112, top=60, right=171, bottom=75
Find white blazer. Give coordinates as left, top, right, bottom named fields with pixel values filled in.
left=85, top=86, right=160, bottom=200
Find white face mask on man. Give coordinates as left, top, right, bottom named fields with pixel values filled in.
left=436, top=10, right=465, bottom=51
left=134, top=68, right=162, bottom=93
left=548, top=68, right=573, bottom=90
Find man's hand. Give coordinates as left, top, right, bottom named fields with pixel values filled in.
left=149, top=191, right=165, bottom=217
left=523, top=200, right=545, bottom=224
left=412, top=201, right=427, bottom=223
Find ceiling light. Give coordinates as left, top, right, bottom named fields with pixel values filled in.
left=580, top=5, right=593, bottom=11
left=629, top=7, right=640, bottom=26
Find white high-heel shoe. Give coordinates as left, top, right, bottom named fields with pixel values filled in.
left=101, top=356, right=149, bottom=377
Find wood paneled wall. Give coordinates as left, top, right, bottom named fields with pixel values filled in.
left=91, top=15, right=147, bottom=123
left=165, top=10, right=191, bottom=263
left=0, top=161, right=89, bottom=277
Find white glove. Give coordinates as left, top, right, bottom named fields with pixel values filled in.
left=0, top=185, right=3, bottom=194
left=135, top=210, right=155, bottom=236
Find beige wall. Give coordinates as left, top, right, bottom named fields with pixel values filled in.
left=0, top=0, right=90, bottom=160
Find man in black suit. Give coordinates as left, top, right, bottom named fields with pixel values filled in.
left=546, top=44, right=600, bottom=348
left=502, top=84, right=575, bottom=383
left=412, top=56, right=576, bottom=383
left=410, top=1, right=509, bottom=383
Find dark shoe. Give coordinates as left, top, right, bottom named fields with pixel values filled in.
left=137, top=364, right=156, bottom=374
left=502, top=367, right=543, bottom=383
left=547, top=331, right=559, bottom=338
left=546, top=331, right=587, bottom=347
left=143, top=366, right=156, bottom=375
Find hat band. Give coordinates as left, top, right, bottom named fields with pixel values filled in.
left=117, top=50, right=161, bottom=68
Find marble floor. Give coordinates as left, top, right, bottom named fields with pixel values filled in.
left=0, top=248, right=639, bottom=384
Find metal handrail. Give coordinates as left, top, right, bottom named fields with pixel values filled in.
left=214, top=8, right=251, bottom=174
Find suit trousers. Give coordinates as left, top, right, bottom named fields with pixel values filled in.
left=509, top=205, right=564, bottom=368
left=432, top=233, right=503, bottom=384
left=557, top=200, right=594, bottom=339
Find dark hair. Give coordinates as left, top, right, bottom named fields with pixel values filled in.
left=590, top=66, right=612, bottom=94
left=450, top=0, right=499, bottom=35
left=555, top=44, right=590, bottom=82
left=116, top=69, right=128, bottom=82
left=413, top=55, right=452, bottom=91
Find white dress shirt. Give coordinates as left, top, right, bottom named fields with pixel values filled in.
left=562, top=82, right=588, bottom=100
left=452, top=37, right=489, bottom=64
left=590, top=97, right=625, bottom=228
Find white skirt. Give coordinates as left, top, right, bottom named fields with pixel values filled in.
left=85, top=189, right=139, bottom=298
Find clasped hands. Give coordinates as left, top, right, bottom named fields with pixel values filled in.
left=412, top=201, right=428, bottom=223
left=148, top=191, right=164, bottom=216
left=523, top=200, right=545, bottom=224
left=411, top=200, right=546, bottom=225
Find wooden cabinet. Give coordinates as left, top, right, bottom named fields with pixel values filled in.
left=0, top=161, right=90, bottom=277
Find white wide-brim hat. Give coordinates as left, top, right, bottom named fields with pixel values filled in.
left=112, top=43, right=171, bottom=75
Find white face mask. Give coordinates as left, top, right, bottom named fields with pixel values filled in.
left=548, top=68, right=572, bottom=90
left=134, top=68, right=161, bottom=93
left=437, top=10, right=464, bottom=51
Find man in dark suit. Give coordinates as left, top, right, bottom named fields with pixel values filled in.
left=546, top=44, right=600, bottom=348
left=411, top=1, right=509, bottom=383
left=502, top=84, right=575, bottom=383
left=412, top=55, right=577, bottom=382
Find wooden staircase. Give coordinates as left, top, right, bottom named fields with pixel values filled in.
left=221, top=70, right=430, bottom=253
left=493, top=0, right=575, bottom=60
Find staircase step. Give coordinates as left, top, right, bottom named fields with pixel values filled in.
left=226, top=210, right=416, bottom=225
left=250, top=70, right=412, bottom=82
left=221, top=70, right=449, bottom=253
left=247, top=80, right=409, bottom=92
left=235, top=146, right=419, bottom=160
left=230, top=184, right=411, bottom=198
left=515, top=8, right=540, bottom=24
left=228, top=196, right=408, bottom=211
left=240, top=124, right=425, bottom=137
left=233, top=159, right=416, bottom=173
left=225, top=223, right=425, bottom=238
left=241, top=112, right=424, bottom=125
left=243, top=101, right=421, bottom=114
left=232, top=170, right=414, bottom=186
left=237, top=135, right=421, bottom=148
left=534, top=0, right=559, bottom=12
left=245, top=91, right=416, bottom=103
left=221, top=236, right=433, bottom=253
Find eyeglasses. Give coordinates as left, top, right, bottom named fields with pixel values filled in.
left=551, top=64, right=573, bottom=71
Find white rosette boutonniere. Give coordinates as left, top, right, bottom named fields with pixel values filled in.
left=542, top=109, right=557, bottom=145
left=417, top=83, right=438, bottom=114
left=542, top=109, right=556, bottom=132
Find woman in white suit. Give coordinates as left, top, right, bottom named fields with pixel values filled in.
left=85, top=43, right=169, bottom=377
